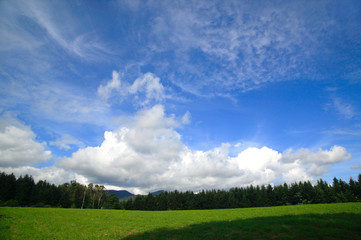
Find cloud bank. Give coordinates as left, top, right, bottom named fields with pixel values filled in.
left=0, top=107, right=352, bottom=193
left=58, top=105, right=351, bottom=193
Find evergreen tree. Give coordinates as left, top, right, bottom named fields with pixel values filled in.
left=227, top=189, right=239, bottom=208
left=300, top=181, right=314, bottom=204
left=266, top=184, right=275, bottom=206
left=289, top=183, right=301, bottom=204
left=1, top=171, right=361, bottom=210
left=15, top=174, right=35, bottom=206
left=0, top=172, right=16, bottom=202
left=124, top=198, right=134, bottom=210
left=155, top=192, right=168, bottom=210
left=349, top=176, right=360, bottom=201
left=145, top=193, right=155, bottom=210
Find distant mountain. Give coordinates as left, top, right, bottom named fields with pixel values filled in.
left=107, top=190, right=165, bottom=199
left=107, top=190, right=134, bottom=199
left=151, top=190, right=164, bottom=196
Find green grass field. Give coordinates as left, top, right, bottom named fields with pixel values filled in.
left=1, top=203, right=361, bottom=240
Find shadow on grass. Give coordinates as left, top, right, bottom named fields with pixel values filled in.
left=123, top=213, right=361, bottom=240
left=0, top=214, right=11, bottom=240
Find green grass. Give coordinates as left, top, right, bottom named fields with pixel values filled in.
left=1, top=203, right=361, bottom=239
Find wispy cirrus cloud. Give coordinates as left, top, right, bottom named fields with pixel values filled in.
left=323, top=129, right=361, bottom=136
left=0, top=0, right=112, bottom=63
left=332, top=98, right=355, bottom=119
left=139, top=1, right=340, bottom=96
left=0, top=78, right=109, bottom=127
left=49, top=134, right=84, bottom=151
left=324, top=96, right=356, bottom=120
left=25, top=1, right=113, bottom=62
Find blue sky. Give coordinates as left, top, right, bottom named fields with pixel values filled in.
left=0, top=0, right=360, bottom=193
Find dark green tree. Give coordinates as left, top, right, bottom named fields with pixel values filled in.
left=103, top=194, right=121, bottom=209
left=15, top=174, right=35, bottom=206
left=0, top=172, right=16, bottom=202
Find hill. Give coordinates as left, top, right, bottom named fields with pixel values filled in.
left=107, top=190, right=134, bottom=199
left=106, top=190, right=164, bottom=199
left=150, top=190, right=164, bottom=196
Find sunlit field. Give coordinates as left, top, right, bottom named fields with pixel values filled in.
left=1, top=203, right=361, bottom=240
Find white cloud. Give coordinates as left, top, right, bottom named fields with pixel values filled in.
left=97, top=71, right=165, bottom=106
left=232, top=147, right=281, bottom=173
left=0, top=115, right=51, bottom=167
left=58, top=105, right=351, bottom=193
left=58, top=105, right=183, bottom=189
left=281, top=146, right=351, bottom=179
left=129, top=73, right=165, bottom=105
left=0, top=115, right=88, bottom=186
left=97, top=71, right=122, bottom=101
left=49, top=134, right=84, bottom=151
left=282, top=146, right=351, bottom=165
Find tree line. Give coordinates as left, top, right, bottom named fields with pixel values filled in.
left=1, top=171, right=360, bottom=210
left=0, top=172, right=113, bottom=209
left=123, top=174, right=361, bottom=210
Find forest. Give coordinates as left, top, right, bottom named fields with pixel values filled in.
left=1, top=171, right=360, bottom=210
left=0, top=172, right=109, bottom=209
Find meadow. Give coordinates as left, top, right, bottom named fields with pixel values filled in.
left=1, top=203, right=361, bottom=240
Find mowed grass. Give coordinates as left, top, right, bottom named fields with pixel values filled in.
left=1, top=203, right=361, bottom=240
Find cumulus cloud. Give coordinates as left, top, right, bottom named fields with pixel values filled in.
left=0, top=114, right=51, bottom=167
left=0, top=115, right=87, bottom=185
left=58, top=105, right=351, bottom=193
left=97, top=71, right=165, bottom=106
left=129, top=73, right=165, bottom=106
left=59, top=105, right=183, bottom=189
left=280, top=146, right=351, bottom=182
left=0, top=108, right=352, bottom=193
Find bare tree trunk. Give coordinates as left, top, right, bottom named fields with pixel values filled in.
left=98, top=194, right=102, bottom=209
left=81, top=187, right=87, bottom=209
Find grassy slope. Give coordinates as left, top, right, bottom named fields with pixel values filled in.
left=1, top=203, right=361, bottom=240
